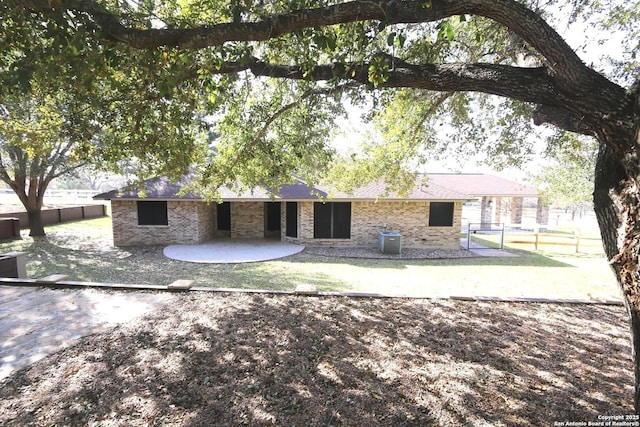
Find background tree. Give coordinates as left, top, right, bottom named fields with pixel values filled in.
left=4, top=0, right=640, bottom=411
left=533, top=133, right=597, bottom=220
left=0, top=2, right=210, bottom=234
left=0, top=87, right=99, bottom=236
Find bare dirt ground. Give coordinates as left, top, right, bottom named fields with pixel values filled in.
left=0, top=291, right=633, bottom=426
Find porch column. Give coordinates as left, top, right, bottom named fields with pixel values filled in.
left=492, top=197, right=503, bottom=225
left=480, top=197, right=493, bottom=227
left=536, top=198, right=550, bottom=231
left=510, top=197, right=524, bottom=225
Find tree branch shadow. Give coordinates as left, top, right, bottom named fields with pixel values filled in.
left=0, top=293, right=632, bottom=426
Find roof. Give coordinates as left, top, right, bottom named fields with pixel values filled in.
left=94, top=176, right=201, bottom=200
left=427, top=174, right=538, bottom=198
left=275, top=177, right=470, bottom=201
left=94, top=173, right=536, bottom=202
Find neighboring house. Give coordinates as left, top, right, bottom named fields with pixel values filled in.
left=431, top=173, right=540, bottom=226
left=94, top=174, right=537, bottom=249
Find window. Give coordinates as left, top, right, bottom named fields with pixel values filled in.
left=217, top=202, right=231, bottom=231
left=314, top=202, right=351, bottom=239
left=137, top=201, right=168, bottom=226
left=429, top=202, right=454, bottom=227
left=286, top=202, right=298, bottom=238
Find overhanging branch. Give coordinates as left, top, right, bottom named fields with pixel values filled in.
left=15, top=0, right=598, bottom=87
left=224, top=57, right=563, bottom=108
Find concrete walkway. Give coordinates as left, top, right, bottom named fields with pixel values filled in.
left=0, top=285, right=173, bottom=380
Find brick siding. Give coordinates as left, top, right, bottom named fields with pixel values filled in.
left=112, top=199, right=462, bottom=249
left=283, top=200, right=462, bottom=249
left=111, top=200, right=214, bottom=246
left=230, top=202, right=264, bottom=239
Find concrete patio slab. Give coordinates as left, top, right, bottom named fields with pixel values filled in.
left=163, top=239, right=305, bottom=263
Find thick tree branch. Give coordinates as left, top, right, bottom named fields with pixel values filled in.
left=14, top=0, right=632, bottom=136
left=15, top=0, right=601, bottom=86
left=217, top=57, right=605, bottom=133
left=219, top=57, right=559, bottom=103
left=532, top=106, right=595, bottom=136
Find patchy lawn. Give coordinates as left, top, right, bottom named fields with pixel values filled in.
left=0, top=217, right=621, bottom=301
left=0, top=292, right=633, bottom=426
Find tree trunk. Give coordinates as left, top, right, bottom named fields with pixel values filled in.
left=593, top=140, right=640, bottom=413
left=27, top=208, right=46, bottom=237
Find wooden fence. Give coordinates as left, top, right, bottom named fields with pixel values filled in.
left=0, top=218, right=20, bottom=239
left=0, top=205, right=106, bottom=238
left=507, top=231, right=585, bottom=252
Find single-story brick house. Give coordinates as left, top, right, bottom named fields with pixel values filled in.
left=94, top=174, right=537, bottom=249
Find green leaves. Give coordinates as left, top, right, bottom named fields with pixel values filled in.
left=532, top=133, right=597, bottom=209
left=367, top=55, right=390, bottom=87
left=436, top=20, right=455, bottom=41
left=1, top=0, right=636, bottom=202
left=192, top=78, right=343, bottom=198
left=386, top=31, right=406, bottom=48
left=312, top=33, right=337, bottom=52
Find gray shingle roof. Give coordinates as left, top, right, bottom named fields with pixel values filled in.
left=94, top=173, right=536, bottom=202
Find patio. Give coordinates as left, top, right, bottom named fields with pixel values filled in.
left=163, top=237, right=518, bottom=264
left=163, top=239, right=305, bottom=263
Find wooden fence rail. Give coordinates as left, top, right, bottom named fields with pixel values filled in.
left=507, top=232, right=584, bottom=252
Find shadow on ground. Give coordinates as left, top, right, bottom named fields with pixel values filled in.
left=0, top=293, right=632, bottom=426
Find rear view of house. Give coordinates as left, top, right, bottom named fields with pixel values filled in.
left=95, top=174, right=537, bottom=250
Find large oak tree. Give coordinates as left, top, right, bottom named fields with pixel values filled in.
left=3, top=0, right=640, bottom=411
left=0, top=87, right=97, bottom=236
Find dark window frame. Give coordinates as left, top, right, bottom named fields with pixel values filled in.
left=137, top=201, right=168, bottom=226
left=314, top=202, right=351, bottom=239
left=428, top=202, right=455, bottom=227
left=286, top=202, right=298, bottom=238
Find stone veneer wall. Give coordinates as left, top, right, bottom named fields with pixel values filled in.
left=510, top=197, right=524, bottom=224
left=230, top=201, right=264, bottom=239
left=284, top=200, right=462, bottom=249
left=111, top=200, right=214, bottom=246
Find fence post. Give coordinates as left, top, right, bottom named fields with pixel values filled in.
left=535, top=232, right=539, bottom=251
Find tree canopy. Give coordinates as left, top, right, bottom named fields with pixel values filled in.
left=2, top=0, right=637, bottom=194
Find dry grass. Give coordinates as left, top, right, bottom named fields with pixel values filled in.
left=0, top=291, right=633, bottom=426
left=0, top=215, right=633, bottom=425
left=0, top=217, right=621, bottom=301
